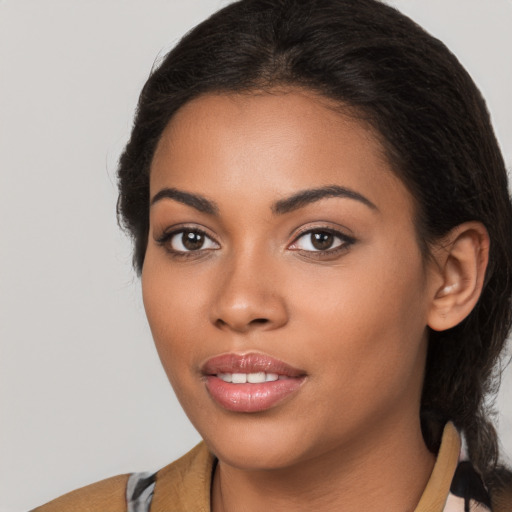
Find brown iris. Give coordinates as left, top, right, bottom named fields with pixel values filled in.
left=182, top=231, right=205, bottom=250
left=311, top=231, right=334, bottom=250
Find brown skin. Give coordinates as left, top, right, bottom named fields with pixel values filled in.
left=142, top=90, right=489, bottom=512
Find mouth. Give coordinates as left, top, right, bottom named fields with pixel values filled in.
left=216, top=372, right=289, bottom=383
left=201, top=353, right=306, bottom=413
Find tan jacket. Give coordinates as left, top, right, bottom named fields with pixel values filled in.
left=32, top=424, right=511, bottom=512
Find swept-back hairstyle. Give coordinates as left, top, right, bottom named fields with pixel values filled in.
left=117, top=0, right=512, bottom=482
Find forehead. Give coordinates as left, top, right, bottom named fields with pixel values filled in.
left=150, top=90, right=413, bottom=217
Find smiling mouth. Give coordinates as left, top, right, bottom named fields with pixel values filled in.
left=202, top=353, right=306, bottom=413
left=216, top=372, right=293, bottom=383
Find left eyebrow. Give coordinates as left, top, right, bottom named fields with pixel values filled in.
left=272, top=185, right=378, bottom=215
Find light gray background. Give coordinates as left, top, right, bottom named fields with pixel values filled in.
left=1, top=1, right=511, bottom=511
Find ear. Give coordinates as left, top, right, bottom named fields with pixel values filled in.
left=427, top=221, right=490, bottom=332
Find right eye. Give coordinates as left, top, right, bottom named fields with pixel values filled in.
left=158, top=229, right=220, bottom=254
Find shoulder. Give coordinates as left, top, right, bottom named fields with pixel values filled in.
left=30, top=444, right=214, bottom=512
left=150, top=443, right=214, bottom=511
left=30, top=473, right=130, bottom=512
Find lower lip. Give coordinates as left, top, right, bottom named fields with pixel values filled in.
left=205, top=376, right=305, bottom=413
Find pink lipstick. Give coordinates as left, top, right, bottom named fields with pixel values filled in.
left=202, top=353, right=306, bottom=413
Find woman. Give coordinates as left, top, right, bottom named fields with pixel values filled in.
left=33, top=0, right=512, bottom=510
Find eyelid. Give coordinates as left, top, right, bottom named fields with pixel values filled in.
left=155, top=222, right=216, bottom=241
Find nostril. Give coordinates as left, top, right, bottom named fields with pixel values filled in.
left=250, top=318, right=269, bottom=325
left=215, top=319, right=228, bottom=328
left=214, top=317, right=269, bottom=331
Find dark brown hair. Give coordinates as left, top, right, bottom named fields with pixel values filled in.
left=117, top=0, right=512, bottom=481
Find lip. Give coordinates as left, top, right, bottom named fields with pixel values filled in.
left=202, top=353, right=306, bottom=413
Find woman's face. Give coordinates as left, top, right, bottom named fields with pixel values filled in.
left=142, top=90, right=439, bottom=470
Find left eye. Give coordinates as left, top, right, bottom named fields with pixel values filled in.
left=290, top=230, right=349, bottom=252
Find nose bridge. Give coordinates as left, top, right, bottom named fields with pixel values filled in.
left=211, top=243, right=287, bottom=332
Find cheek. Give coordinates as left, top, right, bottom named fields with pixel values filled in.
left=141, top=254, right=207, bottom=374
left=288, top=242, right=429, bottom=394
left=142, top=268, right=204, bottom=417
left=293, top=239, right=427, bottom=328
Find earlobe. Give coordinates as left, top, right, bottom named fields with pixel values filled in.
left=427, top=222, right=489, bottom=332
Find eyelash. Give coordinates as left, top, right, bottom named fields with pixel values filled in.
left=155, top=226, right=356, bottom=260
left=156, top=227, right=219, bottom=259
left=288, top=227, right=356, bottom=258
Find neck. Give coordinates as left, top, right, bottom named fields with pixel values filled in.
left=211, top=414, right=435, bottom=512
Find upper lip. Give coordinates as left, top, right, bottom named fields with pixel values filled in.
left=201, top=352, right=306, bottom=377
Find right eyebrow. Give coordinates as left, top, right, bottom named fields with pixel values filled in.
left=150, top=187, right=219, bottom=215
left=272, top=185, right=378, bottom=215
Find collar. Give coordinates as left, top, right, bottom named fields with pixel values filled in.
left=414, top=422, right=461, bottom=512
left=150, top=423, right=462, bottom=512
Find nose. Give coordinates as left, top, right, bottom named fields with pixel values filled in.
left=210, top=252, right=288, bottom=333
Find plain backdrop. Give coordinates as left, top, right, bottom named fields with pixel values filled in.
left=1, top=1, right=511, bottom=511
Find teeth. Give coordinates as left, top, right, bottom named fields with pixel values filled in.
left=247, top=372, right=266, bottom=383
left=232, top=373, right=247, bottom=384
left=217, top=372, right=281, bottom=383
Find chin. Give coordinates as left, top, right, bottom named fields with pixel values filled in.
left=208, top=438, right=303, bottom=471
left=195, top=413, right=313, bottom=471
